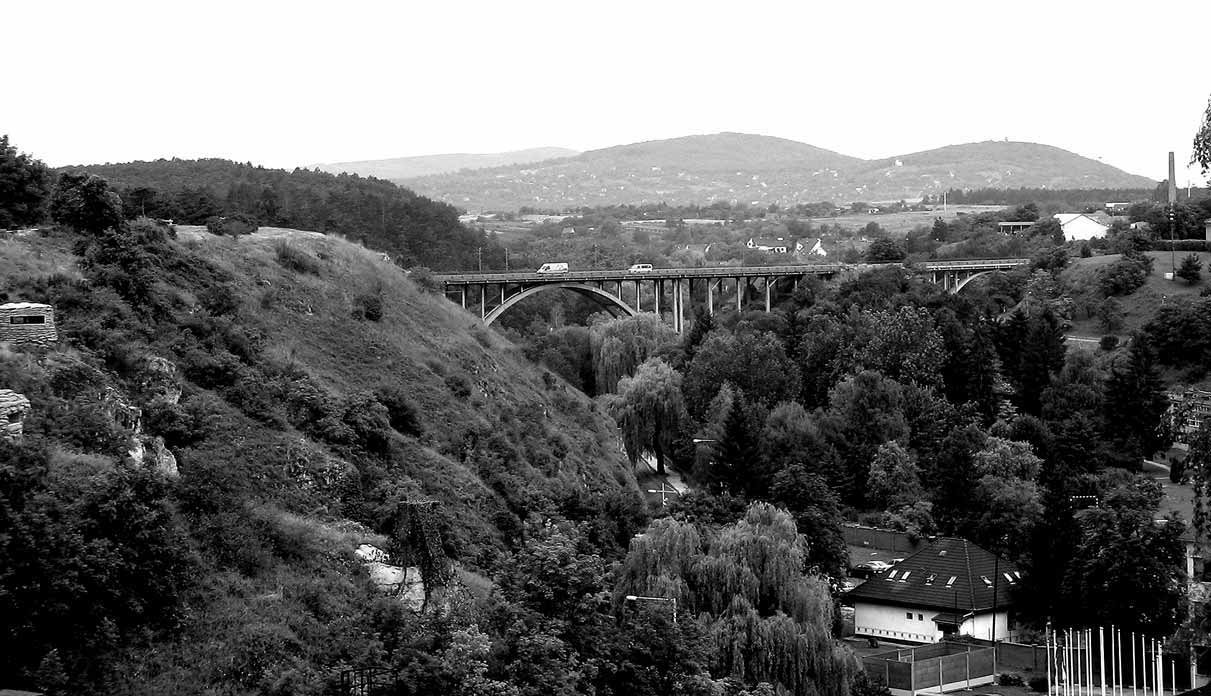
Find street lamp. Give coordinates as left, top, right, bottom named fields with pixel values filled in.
left=624, top=594, right=677, bottom=623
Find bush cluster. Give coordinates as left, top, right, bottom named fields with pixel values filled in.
left=274, top=240, right=321, bottom=274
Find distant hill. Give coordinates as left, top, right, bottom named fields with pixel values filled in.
left=396, top=134, right=1156, bottom=211
left=315, top=147, right=579, bottom=179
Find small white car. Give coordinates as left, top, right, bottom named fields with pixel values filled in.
left=627, top=263, right=654, bottom=273
left=536, top=262, right=569, bottom=274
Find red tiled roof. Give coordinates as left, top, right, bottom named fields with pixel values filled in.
left=845, top=537, right=1019, bottom=612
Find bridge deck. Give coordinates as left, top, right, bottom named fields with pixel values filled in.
left=435, top=259, right=1027, bottom=285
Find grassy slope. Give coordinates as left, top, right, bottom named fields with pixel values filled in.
left=0, top=226, right=637, bottom=692
left=1063, top=250, right=1208, bottom=337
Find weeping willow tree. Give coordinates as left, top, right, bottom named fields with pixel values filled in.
left=616, top=502, right=860, bottom=696
left=606, top=357, right=687, bottom=474
left=589, top=313, right=677, bottom=393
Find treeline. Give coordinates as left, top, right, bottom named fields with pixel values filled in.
left=941, top=186, right=1155, bottom=208
left=53, top=157, right=486, bottom=270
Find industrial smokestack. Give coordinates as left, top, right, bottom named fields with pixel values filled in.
left=1169, top=152, right=1177, bottom=204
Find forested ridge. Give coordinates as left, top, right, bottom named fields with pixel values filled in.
left=55, top=157, right=485, bottom=270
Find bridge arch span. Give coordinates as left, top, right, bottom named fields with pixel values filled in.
left=482, top=282, right=638, bottom=326
left=952, top=269, right=1007, bottom=294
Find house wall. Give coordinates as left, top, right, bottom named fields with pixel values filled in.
left=0, top=303, right=57, bottom=346
left=855, top=602, right=945, bottom=643
left=1063, top=218, right=1108, bottom=241
left=855, top=602, right=1015, bottom=643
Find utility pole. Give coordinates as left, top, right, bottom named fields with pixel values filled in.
left=1169, top=152, right=1178, bottom=277
left=504, top=247, right=509, bottom=272
left=477, top=247, right=483, bottom=272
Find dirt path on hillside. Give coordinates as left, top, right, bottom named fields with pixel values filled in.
left=173, top=225, right=324, bottom=242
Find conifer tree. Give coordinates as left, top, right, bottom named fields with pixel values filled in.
left=1102, top=334, right=1168, bottom=465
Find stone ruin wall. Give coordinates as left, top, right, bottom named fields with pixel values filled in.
left=0, top=303, right=58, bottom=346
left=0, top=389, right=31, bottom=440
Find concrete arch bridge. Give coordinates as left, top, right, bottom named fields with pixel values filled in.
left=434, top=259, right=1027, bottom=333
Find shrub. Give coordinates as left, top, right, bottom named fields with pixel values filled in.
left=444, top=373, right=473, bottom=399
left=998, top=672, right=1025, bottom=687
left=1099, top=335, right=1120, bottom=351
left=274, top=241, right=320, bottom=274
left=205, top=213, right=258, bottom=237
left=374, top=385, right=424, bottom=437
left=353, top=293, right=383, bottom=321
left=198, top=283, right=241, bottom=316
left=407, top=266, right=442, bottom=293
left=1097, top=255, right=1150, bottom=296
left=1171, top=456, right=1186, bottom=483
left=1029, top=676, right=1049, bottom=692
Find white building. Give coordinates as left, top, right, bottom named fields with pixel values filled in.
left=845, top=537, right=1020, bottom=644
left=747, top=237, right=791, bottom=253
left=1054, top=213, right=1109, bottom=242
left=795, top=237, right=827, bottom=258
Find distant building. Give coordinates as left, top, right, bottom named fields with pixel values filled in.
left=0, top=302, right=57, bottom=346
left=794, top=237, right=827, bottom=257
left=747, top=237, right=791, bottom=253
left=1053, top=213, right=1109, bottom=242
left=1169, top=388, right=1211, bottom=445
left=621, top=221, right=667, bottom=236
left=683, top=218, right=728, bottom=227
left=997, top=221, right=1035, bottom=235
left=844, top=537, right=1020, bottom=644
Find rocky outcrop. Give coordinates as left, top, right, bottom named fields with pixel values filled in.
left=355, top=544, right=426, bottom=611
left=0, top=389, right=31, bottom=440
left=138, top=356, right=182, bottom=405
left=143, top=435, right=179, bottom=478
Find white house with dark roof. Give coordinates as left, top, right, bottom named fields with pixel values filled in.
left=845, top=537, right=1020, bottom=644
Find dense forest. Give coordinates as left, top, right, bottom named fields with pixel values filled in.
left=53, top=158, right=490, bottom=270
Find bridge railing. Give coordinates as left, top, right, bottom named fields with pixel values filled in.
left=435, top=264, right=844, bottom=284
left=434, top=259, right=1029, bottom=285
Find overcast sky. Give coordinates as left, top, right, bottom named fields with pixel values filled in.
left=7, top=0, right=1210, bottom=185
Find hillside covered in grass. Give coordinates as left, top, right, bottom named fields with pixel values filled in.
left=0, top=203, right=642, bottom=692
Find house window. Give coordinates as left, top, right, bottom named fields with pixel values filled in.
left=10, top=315, right=46, bottom=324
left=906, top=612, right=913, bottom=620
left=918, top=613, right=924, bottom=621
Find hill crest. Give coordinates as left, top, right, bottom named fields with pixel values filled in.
left=394, top=133, right=1155, bottom=211
left=315, top=146, right=579, bottom=179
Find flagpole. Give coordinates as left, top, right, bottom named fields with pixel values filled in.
left=1116, top=627, right=1124, bottom=696
left=1131, top=631, right=1138, bottom=696
left=1156, top=639, right=1163, bottom=696
left=1047, top=623, right=1054, bottom=696
left=1070, top=629, right=1080, bottom=696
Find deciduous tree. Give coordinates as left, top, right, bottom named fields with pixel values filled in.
left=607, top=358, right=688, bottom=474
left=0, top=135, right=51, bottom=228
